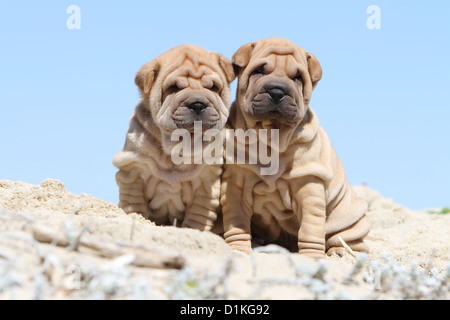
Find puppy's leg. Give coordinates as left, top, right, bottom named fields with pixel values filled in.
left=221, top=168, right=253, bottom=254
left=182, top=177, right=221, bottom=232
left=116, top=169, right=153, bottom=219
left=326, top=214, right=370, bottom=256
left=294, top=177, right=327, bottom=259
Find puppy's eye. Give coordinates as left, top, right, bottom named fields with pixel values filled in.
left=251, top=66, right=264, bottom=76
left=167, top=84, right=181, bottom=93
left=293, top=72, right=303, bottom=82
left=210, top=84, right=220, bottom=93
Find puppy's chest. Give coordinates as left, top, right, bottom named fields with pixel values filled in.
left=145, top=164, right=221, bottom=214
left=147, top=177, right=200, bottom=212
left=252, top=178, right=295, bottom=214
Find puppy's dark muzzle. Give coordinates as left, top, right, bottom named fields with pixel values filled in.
left=267, top=88, right=285, bottom=104
left=264, top=82, right=291, bottom=104
left=252, top=81, right=299, bottom=121
left=172, top=98, right=220, bottom=131
left=188, top=102, right=207, bottom=115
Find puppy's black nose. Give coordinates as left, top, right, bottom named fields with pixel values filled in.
left=188, top=102, right=206, bottom=114
left=267, top=88, right=285, bottom=103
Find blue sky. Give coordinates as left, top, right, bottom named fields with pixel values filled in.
left=0, top=1, right=449, bottom=210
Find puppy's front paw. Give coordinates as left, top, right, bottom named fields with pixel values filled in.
left=298, top=248, right=325, bottom=260
left=228, top=241, right=253, bottom=255
left=119, top=202, right=147, bottom=215
left=224, top=231, right=253, bottom=255
left=119, top=201, right=155, bottom=220
left=181, top=217, right=213, bottom=232
left=326, top=247, right=347, bottom=257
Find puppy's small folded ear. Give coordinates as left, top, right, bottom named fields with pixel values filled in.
left=306, top=52, right=322, bottom=89
left=232, top=42, right=256, bottom=76
left=135, top=60, right=160, bottom=95
left=217, top=53, right=236, bottom=83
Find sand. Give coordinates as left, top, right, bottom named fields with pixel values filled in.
left=0, top=178, right=448, bottom=300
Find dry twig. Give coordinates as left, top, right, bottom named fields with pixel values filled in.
left=32, top=223, right=184, bottom=269
left=337, top=236, right=357, bottom=258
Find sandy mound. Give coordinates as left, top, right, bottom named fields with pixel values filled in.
left=0, top=179, right=448, bottom=299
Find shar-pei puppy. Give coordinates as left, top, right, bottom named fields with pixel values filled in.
left=113, top=44, right=235, bottom=232
left=221, top=37, right=370, bottom=258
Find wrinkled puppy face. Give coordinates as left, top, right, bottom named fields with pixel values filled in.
left=136, top=44, right=235, bottom=134
left=233, top=38, right=322, bottom=127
